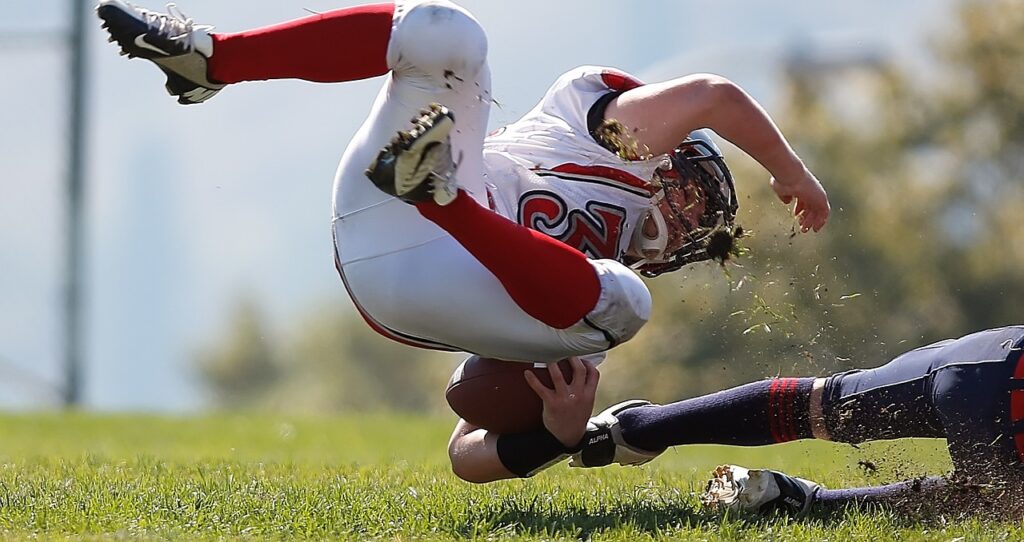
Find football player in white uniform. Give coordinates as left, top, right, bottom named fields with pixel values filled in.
left=98, top=0, right=830, bottom=479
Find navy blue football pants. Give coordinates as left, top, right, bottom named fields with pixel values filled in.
left=821, top=325, right=1024, bottom=478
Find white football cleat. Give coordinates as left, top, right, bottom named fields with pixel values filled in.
left=569, top=400, right=664, bottom=468
left=702, top=464, right=821, bottom=517
left=97, top=0, right=224, bottom=104
left=365, top=104, right=459, bottom=206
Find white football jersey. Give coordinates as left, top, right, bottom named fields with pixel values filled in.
left=482, top=66, right=666, bottom=261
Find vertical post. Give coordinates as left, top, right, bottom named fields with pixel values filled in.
left=64, top=0, right=88, bottom=407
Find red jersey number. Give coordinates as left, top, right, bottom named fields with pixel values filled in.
left=518, top=191, right=627, bottom=260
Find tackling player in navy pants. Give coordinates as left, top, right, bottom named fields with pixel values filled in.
left=567, top=325, right=1024, bottom=516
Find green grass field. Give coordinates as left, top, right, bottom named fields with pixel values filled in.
left=0, top=413, right=1018, bottom=541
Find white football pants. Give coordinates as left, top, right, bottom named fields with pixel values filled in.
left=331, top=0, right=650, bottom=362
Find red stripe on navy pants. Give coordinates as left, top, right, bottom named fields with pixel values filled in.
left=1012, top=353, right=1024, bottom=463
left=769, top=378, right=802, bottom=443
left=416, top=191, right=601, bottom=330
left=209, top=3, right=394, bottom=84
left=784, top=378, right=799, bottom=442
left=768, top=379, right=783, bottom=443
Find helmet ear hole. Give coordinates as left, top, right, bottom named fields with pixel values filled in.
left=631, top=206, right=669, bottom=261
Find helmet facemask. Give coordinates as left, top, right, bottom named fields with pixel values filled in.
left=634, top=134, right=741, bottom=278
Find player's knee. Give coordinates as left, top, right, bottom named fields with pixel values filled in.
left=389, top=1, right=488, bottom=84
left=447, top=449, right=500, bottom=484
left=448, top=458, right=489, bottom=484
left=447, top=429, right=492, bottom=484
left=586, top=260, right=652, bottom=346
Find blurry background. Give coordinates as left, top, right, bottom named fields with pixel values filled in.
left=3, top=0, right=1022, bottom=414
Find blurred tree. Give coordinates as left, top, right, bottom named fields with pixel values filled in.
left=600, top=0, right=1024, bottom=404
left=196, top=297, right=460, bottom=414
left=197, top=0, right=1024, bottom=412
left=195, top=299, right=280, bottom=408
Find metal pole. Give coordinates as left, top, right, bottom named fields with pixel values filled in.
left=64, top=0, right=88, bottom=407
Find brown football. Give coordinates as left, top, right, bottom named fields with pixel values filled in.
left=445, top=356, right=573, bottom=434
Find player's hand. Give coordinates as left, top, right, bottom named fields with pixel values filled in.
left=524, top=357, right=600, bottom=449
left=770, top=169, right=830, bottom=233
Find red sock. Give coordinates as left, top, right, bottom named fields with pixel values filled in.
left=416, top=193, right=601, bottom=330
left=208, top=3, right=395, bottom=84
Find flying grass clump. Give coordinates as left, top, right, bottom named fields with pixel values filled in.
left=593, top=118, right=651, bottom=161
left=707, top=225, right=747, bottom=265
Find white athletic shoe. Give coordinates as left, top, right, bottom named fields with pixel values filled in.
left=365, top=104, right=459, bottom=206
left=568, top=400, right=664, bottom=468
left=97, top=0, right=224, bottom=104
left=702, top=464, right=821, bottom=517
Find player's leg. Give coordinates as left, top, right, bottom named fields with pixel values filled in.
left=364, top=106, right=610, bottom=330
left=335, top=3, right=648, bottom=360
left=568, top=378, right=818, bottom=468
left=466, top=374, right=822, bottom=480
left=473, top=329, right=1019, bottom=482
left=704, top=327, right=1024, bottom=517
left=615, top=378, right=817, bottom=448
left=414, top=194, right=603, bottom=330
left=703, top=464, right=949, bottom=516
left=813, top=477, right=949, bottom=508
left=361, top=94, right=624, bottom=333
left=208, top=5, right=393, bottom=84
left=820, top=325, right=1022, bottom=459
left=929, top=328, right=1024, bottom=482
left=447, top=419, right=512, bottom=483
left=572, top=333, right=965, bottom=468
left=98, top=0, right=395, bottom=104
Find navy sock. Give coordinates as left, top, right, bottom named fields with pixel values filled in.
left=815, top=477, right=947, bottom=505
left=617, top=378, right=815, bottom=451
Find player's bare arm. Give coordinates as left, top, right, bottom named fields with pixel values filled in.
left=447, top=358, right=599, bottom=483
left=606, top=74, right=830, bottom=232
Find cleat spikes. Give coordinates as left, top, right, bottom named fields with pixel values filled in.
left=365, top=103, right=458, bottom=206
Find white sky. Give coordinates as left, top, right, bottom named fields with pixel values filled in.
left=0, top=0, right=952, bottom=410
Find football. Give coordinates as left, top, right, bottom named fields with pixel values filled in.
left=445, top=356, right=573, bottom=434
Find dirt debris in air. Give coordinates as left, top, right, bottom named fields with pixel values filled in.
left=593, top=118, right=650, bottom=161
left=876, top=472, right=1024, bottom=521
left=597, top=118, right=749, bottom=268
left=829, top=450, right=1024, bottom=522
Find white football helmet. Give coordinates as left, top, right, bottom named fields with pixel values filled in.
left=632, top=130, right=740, bottom=277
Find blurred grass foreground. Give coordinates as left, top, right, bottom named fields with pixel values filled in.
left=1, top=412, right=1020, bottom=541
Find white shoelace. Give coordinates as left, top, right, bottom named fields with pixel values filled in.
left=134, top=2, right=211, bottom=52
